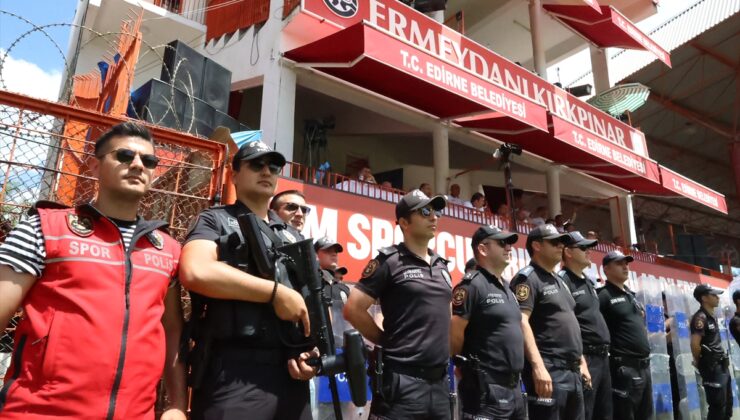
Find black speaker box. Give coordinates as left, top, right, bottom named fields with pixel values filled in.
left=183, top=97, right=215, bottom=137
left=131, top=79, right=187, bottom=130
left=202, top=58, right=231, bottom=113
left=161, top=40, right=205, bottom=99
left=694, top=256, right=719, bottom=271
left=691, top=235, right=708, bottom=257
left=676, top=234, right=694, bottom=256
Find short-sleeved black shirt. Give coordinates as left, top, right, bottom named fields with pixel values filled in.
left=452, top=267, right=524, bottom=376
left=559, top=268, right=610, bottom=347
left=355, top=243, right=452, bottom=367
left=597, top=281, right=650, bottom=358
left=186, top=202, right=303, bottom=245
left=510, top=263, right=582, bottom=362
left=690, top=307, right=723, bottom=355
left=729, top=313, right=740, bottom=348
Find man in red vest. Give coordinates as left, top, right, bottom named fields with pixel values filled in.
left=0, top=122, right=187, bottom=420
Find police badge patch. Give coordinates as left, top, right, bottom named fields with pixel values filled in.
left=361, top=259, right=379, bottom=278
left=452, top=287, right=467, bottom=306
left=694, top=317, right=704, bottom=331
left=515, top=284, right=530, bottom=302
left=67, top=213, right=93, bottom=237
left=149, top=231, right=164, bottom=250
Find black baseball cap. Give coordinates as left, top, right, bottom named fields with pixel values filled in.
left=232, top=140, right=286, bottom=169
left=567, top=231, right=597, bottom=248
left=395, top=189, right=446, bottom=220
left=335, top=266, right=348, bottom=275
left=732, top=289, right=740, bottom=303
left=602, top=250, right=634, bottom=266
left=314, top=237, right=343, bottom=253
left=693, top=284, right=724, bottom=302
left=527, top=224, right=571, bottom=243
left=471, top=225, right=518, bottom=249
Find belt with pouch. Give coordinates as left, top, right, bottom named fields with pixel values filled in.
left=583, top=344, right=610, bottom=356
left=611, top=355, right=650, bottom=369
left=484, top=371, right=521, bottom=388
left=543, top=357, right=581, bottom=372
left=384, top=360, right=448, bottom=381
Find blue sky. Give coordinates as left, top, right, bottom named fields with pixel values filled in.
left=0, top=0, right=78, bottom=73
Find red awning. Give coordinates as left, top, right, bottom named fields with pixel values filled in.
left=543, top=4, right=671, bottom=67
left=659, top=166, right=728, bottom=214
left=456, top=112, right=663, bottom=193
left=285, top=22, right=549, bottom=131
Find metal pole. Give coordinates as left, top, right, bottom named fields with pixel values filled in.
left=528, top=0, right=547, bottom=77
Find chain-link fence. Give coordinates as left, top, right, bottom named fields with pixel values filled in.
left=0, top=90, right=227, bottom=387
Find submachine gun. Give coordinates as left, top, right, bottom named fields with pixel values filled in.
left=239, top=214, right=368, bottom=419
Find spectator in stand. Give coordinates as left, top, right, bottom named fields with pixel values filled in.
left=420, top=183, right=433, bottom=197
left=496, top=203, right=510, bottom=219
left=515, top=209, right=531, bottom=227
left=530, top=206, right=547, bottom=227
left=0, top=218, right=11, bottom=243
left=612, top=236, right=625, bottom=248
left=586, top=231, right=599, bottom=241
left=358, top=166, right=377, bottom=184
left=381, top=181, right=393, bottom=189
left=465, top=192, right=486, bottom=211
left=448, top=184, right=465, bottom=206
left=271, top=190, right=310, bottom=233
left=554, top=214, right=566, bottom=232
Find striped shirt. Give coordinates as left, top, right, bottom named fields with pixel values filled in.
left=0, top=215, right=136, bottom=277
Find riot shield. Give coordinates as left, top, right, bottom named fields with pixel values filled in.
left=717, top=291, right=740, bottom=417
left=665, top=280, right=703, bottom=420
left=637, top=274, right=673, bottom=419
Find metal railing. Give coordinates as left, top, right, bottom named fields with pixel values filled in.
left=154, top=0, right=207, bottom=24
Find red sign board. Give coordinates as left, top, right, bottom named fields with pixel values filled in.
left=610, top=7, right=671, bottom=67
left=277, top=178, right=725, bottom=288
left=297, top=0, right=651, bottom=158
left=660, top=166, right=728, bottom=214
left=552, top=115, right=660, bottom=183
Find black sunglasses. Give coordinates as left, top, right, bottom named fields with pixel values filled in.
left=282, top=202, right=311, bottom=215
left=416, top=207, right=443, bottom=218
left=569, top=245, right=592, bottom=251
left=101, top=148, right=159, bottom=169
left=483, top=239, right=509, bottom=248
left=246, top=159, right=283, bottom=175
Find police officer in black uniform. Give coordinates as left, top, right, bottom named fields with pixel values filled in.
left=179, top=141, right=316, bottom=420
left=691, top=284, right=732, bottom=420
left=315, top=237, right=351, bottom=315
left=729, top=290, right=740, bottom=348
left=510, top=224, right=586, bottom=420
left=344, top=189, right=452, bottom=420
left=450, top=225, right=525, bottom=419
left=559, top=231, right=611, bottom=420
left=597, top=250, right=652, bottom=420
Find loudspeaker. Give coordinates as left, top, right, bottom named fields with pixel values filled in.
left=412, top=0, right=446, bottom=13
left=669, top=254, right=695, bottom=266
left=676, top=234, right=694, bottom=256
left=691, top=235, right=708, bottom=256
left=694, top=256, right=719, bottom=271
left=161, top=40, right=205, bottom=99
left=130, top=79, right=187, bottom=130
left=183, top=97, right=215, bottom=137
left=201, top=58, right=231, bottom=113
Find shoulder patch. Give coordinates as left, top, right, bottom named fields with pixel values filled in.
left=452, top=287, right=467, bottom=306
left=361, top=259, right=380, bottom=278
left=515, top=284, right=530, bottom=302
left=148, top=230, right=165, bottom=250
left=67, top=213, right=94, bottom=237
left=694, top=317, right=704, bottom=330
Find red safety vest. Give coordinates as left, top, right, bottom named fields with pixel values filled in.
left=0, top=203, right=181, bottom=419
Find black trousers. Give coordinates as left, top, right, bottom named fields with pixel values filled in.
left=610, top=359, right=653, bottom=420
left=369, top=371, right=451, bottom=420
left=523, top=360, right=584, bottom=420
left=190, top=348, right=311, bottom=420
left=458, top=377, right=526, bottom=420
left=699, top=363, right=733, bottom=420
left=584, top=353, right=612, bottom=420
